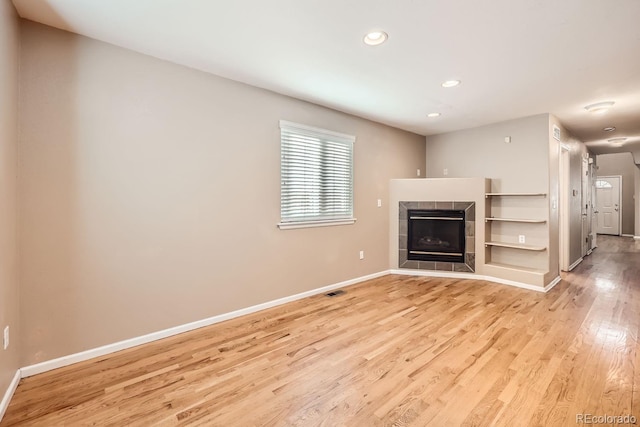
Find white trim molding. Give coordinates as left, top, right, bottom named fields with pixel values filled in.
left=278, top=218, right=356, bottom=230
left=19, top=268, right=562, bottom=380
left=0, top=369, right=21, bottom=422
left=545, top=276, right=562, bottom=292
left=20, top=270, right=389, bottom=378
left=635, top=236, right=640, bottom=240
left=389, top=269, right=555, bottom=293
left=568, top=257, right=583, bottom=271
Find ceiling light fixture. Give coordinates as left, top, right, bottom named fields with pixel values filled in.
left=584, top=101, right=615, bottom=114
left=427, top=112, right=441, bottom=118
left=603, top=127, right=616, bottom=132
left=363, top=31, right=388, bottom=46
left=441, top=80, right=461, bottom=88
left=608, top=137, right=627, bottom=144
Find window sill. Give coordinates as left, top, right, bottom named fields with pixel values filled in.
left=278, top=218, right=357, bottom=230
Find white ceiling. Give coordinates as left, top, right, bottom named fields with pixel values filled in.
left=12, top=0, right=640, bottom=161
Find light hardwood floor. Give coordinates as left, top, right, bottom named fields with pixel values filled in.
left=2, top=235, right=639, bottom=426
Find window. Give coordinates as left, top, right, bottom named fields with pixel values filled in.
left=279, top=120, right=355, bottom=229
left=595, top=180, right=613, bottom=189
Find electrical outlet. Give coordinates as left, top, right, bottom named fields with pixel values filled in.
left=359, top=250, right=365, bottom=260
left=3, top=326, right=8, bottom=350
left=377, top=199, right=382, bottom=208
left=416, top=169, right=421, bottom=177
left=443, top=168, right=448, bottom=176
left=518, top=235, right=526, bottom=244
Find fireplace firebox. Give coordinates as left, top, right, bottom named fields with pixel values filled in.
left=407, top=209, right=465, bottom=263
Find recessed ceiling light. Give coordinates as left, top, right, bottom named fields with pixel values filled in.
left=584, top=101, right=615, bottom=114
left=427, top=112, right=441, bottom=118
left=603, top=127, right=616, bottom=132
left=441, top=80, right=461, bottom=88
left=363, top=31, right=388, bottom=46
left=608, top=137, right=627, bottom=144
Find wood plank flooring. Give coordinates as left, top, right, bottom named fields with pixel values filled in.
left=2, top=235, right=639, bottom=426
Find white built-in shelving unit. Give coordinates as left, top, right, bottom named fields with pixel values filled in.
left=484, top=192, right=549, bottom=281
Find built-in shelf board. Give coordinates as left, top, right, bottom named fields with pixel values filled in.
left=485, top=241, right=547, bottom=251
left=485, top=217, right=547, bottom=223
left=485, top=193, right=547, bottom=198
left=484, top=262, right=546, bottom=275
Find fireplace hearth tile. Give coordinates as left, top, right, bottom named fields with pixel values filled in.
left=435, top=262, right=454, bottom=271
left=399, top=235, right=407, bottom=250
left=466, top=237, right=475, bottom=254
left=435, top=201, right=453, bottom=210
left=465, top=253, right=475, bottom=268
left=399, top=219, right=407, bottom=235
left=399, top=249, right=407, bottom=264
left=465, top=203, right=475, bottom=219
left=454, top=263, right=473, bottom=273
left=465, top=221, right=475, bottom=237
left=420, top=261, right=436, bottom=270
left=402, top=201, right=435, bottom=210
left=399, top=206, right=407, bottom=221
left=401, top=260, right=420, bottom=269
left=454, top=201, right=472, bottom=210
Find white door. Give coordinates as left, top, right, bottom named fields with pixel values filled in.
left=595, top=176, right=621, bottom=235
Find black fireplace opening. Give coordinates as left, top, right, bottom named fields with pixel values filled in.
left=407, top=209, right=465, bottom=263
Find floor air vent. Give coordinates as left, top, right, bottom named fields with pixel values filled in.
left=325, top=290, right=345, bottom=297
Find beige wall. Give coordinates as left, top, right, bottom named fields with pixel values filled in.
left=425, top=114, right=550, bottom=193
left=0, top=1, right=20, bottom=399
left=19, top=22, right=426, bottom=365
left=425, top=114, right=557, bottom=283
left=596, top=152, right=636, bottom=236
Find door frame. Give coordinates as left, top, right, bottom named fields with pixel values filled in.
left=589, top=159, right=598, bottom=250
left=581, top=157, right=590, bottom=256
left=559, top=143, right=570, bottom=271
left=595, top=175, right=622, bottom=236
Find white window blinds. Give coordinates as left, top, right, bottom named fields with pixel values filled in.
left=279, top=120, right=355, bottom=228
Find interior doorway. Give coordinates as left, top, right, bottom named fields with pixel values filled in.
left=559, top=144, right=570, bottom=271
left=581, top=157, right=590, bottom=257
left=595, top=175, right=622, bottom=235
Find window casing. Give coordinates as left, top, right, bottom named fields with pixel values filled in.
left=279, top=120, right=355, bottom=229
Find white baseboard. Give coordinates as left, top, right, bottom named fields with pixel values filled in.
left=389, top=269, right=549, bottom=293
left=18, top=266, right=563, bottom=379
left=20, top=270, right=390, bottom=378
left=391, top=268, right=478, bottom=281
left=0, top=369, right=21, bottom=422
left=568, top=257, right=583, bottom=271
left=544, top=276, right=562, bottom=292
left=622, top=234, right=634, bottom=238
left=635, top=236, right=640, bottom=240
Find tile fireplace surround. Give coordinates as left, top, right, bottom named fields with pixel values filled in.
left=398, top=201, right=475, bottom=273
